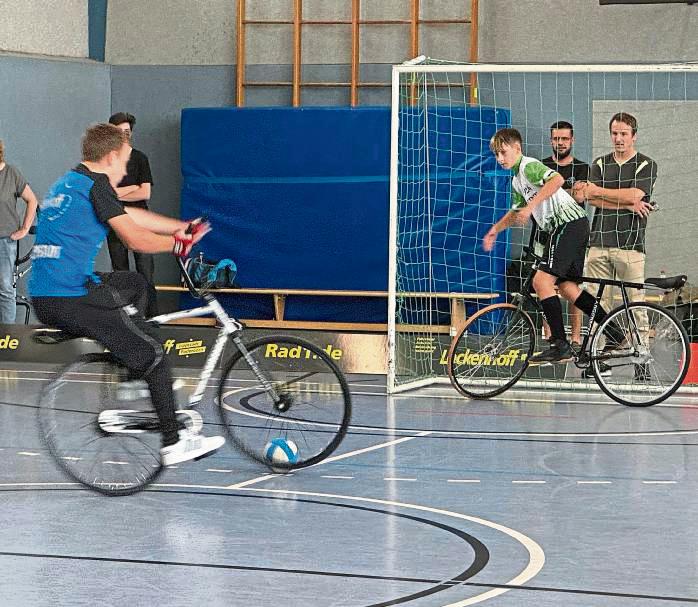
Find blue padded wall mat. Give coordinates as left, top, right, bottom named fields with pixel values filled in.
left=180, top=105, right=511, bottom=323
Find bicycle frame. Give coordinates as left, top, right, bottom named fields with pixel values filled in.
left=149, top=258, right=282, bottom=406
left=149, top=294, right=241, bottom=405
left=513, top=249, right=659, bottom=366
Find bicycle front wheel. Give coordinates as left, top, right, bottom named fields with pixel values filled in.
left=448, top=303, right=535, bottom=399
left=218, top=336, right=351, bottom=471
left=591, top=302, right=690, bottom=406
left=38, top=353, right=163, bottom=496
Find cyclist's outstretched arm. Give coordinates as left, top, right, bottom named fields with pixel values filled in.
left=108, top=213, right=208, bottom=255
left=483, top=210, right=518, bottom=252
left=122, top=206, right=189, bottom=235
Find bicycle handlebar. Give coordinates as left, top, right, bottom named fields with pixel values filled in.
left=14, top=225, right=37, bottom=267
left=176, top=216, right=210, bottom=299
left=177, top=255, right=205, bottom=300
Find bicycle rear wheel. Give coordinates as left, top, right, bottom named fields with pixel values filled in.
left=591, top=302, right=690, bottom=406
left=448, top=303, right=535, bottom=399
left=218, top=336, right=351, bottom=471
left=38, top=353, right=163, bottom=496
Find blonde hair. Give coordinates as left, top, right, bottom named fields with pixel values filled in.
left=81, top=123, right=129, bottom=162
left=489, top=128, right=522, bottom=153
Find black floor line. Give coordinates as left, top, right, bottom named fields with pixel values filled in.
left=0, top=551, right=695, bottom=603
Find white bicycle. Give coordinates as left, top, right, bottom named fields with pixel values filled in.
left=36, top=257, right=352, bottom=496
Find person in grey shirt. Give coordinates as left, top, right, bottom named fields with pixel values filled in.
left=0, top=139, right=38, bottom=323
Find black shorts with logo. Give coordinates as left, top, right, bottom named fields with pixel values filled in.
left=539, top=217, right=589, bottom=284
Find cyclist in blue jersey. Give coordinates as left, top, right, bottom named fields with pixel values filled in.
left=29, top=123, right=224, bottom=466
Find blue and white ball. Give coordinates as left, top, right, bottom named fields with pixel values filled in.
left=264, top=438, right=299, bottom=466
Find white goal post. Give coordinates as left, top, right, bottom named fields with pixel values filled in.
left=387, top=58, right=698, bottom=394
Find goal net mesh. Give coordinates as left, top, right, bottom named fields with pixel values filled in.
left=388, top=59, right=698, bottom=393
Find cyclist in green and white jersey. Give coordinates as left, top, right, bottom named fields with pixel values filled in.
left=483, top=128, right=618, bottom=364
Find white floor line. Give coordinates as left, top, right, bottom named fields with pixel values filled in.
left=512, top=480, right=546, bottom=484
left=151, top=482, right=238, bottom=490
left=240, top=487, right=545, bottom=607
left=313, top=431, right=433, bottom=467
left=206, top=469, right=234, bottom=473
left=321, top=475, right=354, bottom=479
left=102, top=461, right=129, bottom=466
left=384, top=477, right=417, bottom=482
left=226, top=474, right=282, bottom=489
left=577, top=480, right=612, bottom=484
left=642, top=480, right=677, bottom=484
left=226, top=431, right=433, bottom=490
left=17, top=451, right=40, bottom=456
left=447, top=479, right=481, bottom=483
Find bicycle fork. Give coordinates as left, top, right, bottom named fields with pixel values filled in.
left=230, top=335, right=286, bottom=410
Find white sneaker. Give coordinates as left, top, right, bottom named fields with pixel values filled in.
left=160, top=431, right=225, bottom=466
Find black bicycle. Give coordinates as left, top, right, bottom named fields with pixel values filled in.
left=36, top=256, right=352, bottom=496
left=447, top=247, right=690, bottom=407
left=14, top=225, right=35, bottom=324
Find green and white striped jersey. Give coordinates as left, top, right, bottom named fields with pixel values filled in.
left=511, top=155, right=587, bottom=231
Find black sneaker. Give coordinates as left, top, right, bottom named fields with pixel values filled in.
left=582, top=361, right=612, bottom=379
left=634, top=363, right=652, bottom=381
left=529, top=339, right=574, bottom=365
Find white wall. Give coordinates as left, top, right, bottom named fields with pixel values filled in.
left=0, top=0, right=87, bottom=57
left=105, top=0, right=235, bottom=65
left=479, top=0, right=698, bottom=63
left=105, top=0, right=474, bottom=65
left=106, top=0, right=698, bottom=66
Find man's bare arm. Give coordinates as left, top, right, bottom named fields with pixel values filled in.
left=124, top=206, right=189, bottom=234
left=118, top=183, right=151, bottom=202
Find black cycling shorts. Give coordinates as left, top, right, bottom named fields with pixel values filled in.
left=539, top=217, right=589, bottom=284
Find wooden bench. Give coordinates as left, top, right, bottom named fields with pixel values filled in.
left=155, top=286, right=499, bottom=334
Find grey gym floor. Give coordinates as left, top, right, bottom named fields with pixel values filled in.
left=0, top=361, right=697, bottom=606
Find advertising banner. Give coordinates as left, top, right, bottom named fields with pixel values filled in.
left=0, top=324, right=389, bottom=374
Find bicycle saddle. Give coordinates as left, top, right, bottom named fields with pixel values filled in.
left=644, top=275, right=687, bottom=291
left=32, top=328, right=77, bottom=344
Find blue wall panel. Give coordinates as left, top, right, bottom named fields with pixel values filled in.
left=181, top=106, right=511, bottom=323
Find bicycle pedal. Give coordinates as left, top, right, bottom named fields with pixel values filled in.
left=98, top=410, right=146, bottom=434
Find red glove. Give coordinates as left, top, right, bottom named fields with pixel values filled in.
left=173, top=217, right=211, bottom=258
left=186, top=216, right=209, bottom=237
left=173, top=233, right=194, bottom=258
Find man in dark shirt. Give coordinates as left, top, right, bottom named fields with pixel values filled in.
left=107, top=112, right=157, bottom=315
left=541, top=120, right=590, bottom=348
left=542, top=121, right=590, bottom=194
left=575, top=112, right=657, bottom=379
left=29, top=123, right=224, bottom=465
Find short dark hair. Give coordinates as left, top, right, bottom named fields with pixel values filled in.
left=609, top=112, right=637, bottom=135
left=550, top=120, right=574, bottom=135
left=0, top=139, right=4, bottom=164
left=82, top=123, right=129, bottom=162
left=108, top=112, right=136, bottom=130
left=490, top=128, right=522, bottom=153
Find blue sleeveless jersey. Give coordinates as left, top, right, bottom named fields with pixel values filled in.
left=29, top=165, right=125, bottom=297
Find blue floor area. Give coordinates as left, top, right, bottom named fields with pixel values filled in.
left=0, top=361, right=697, bottom=606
